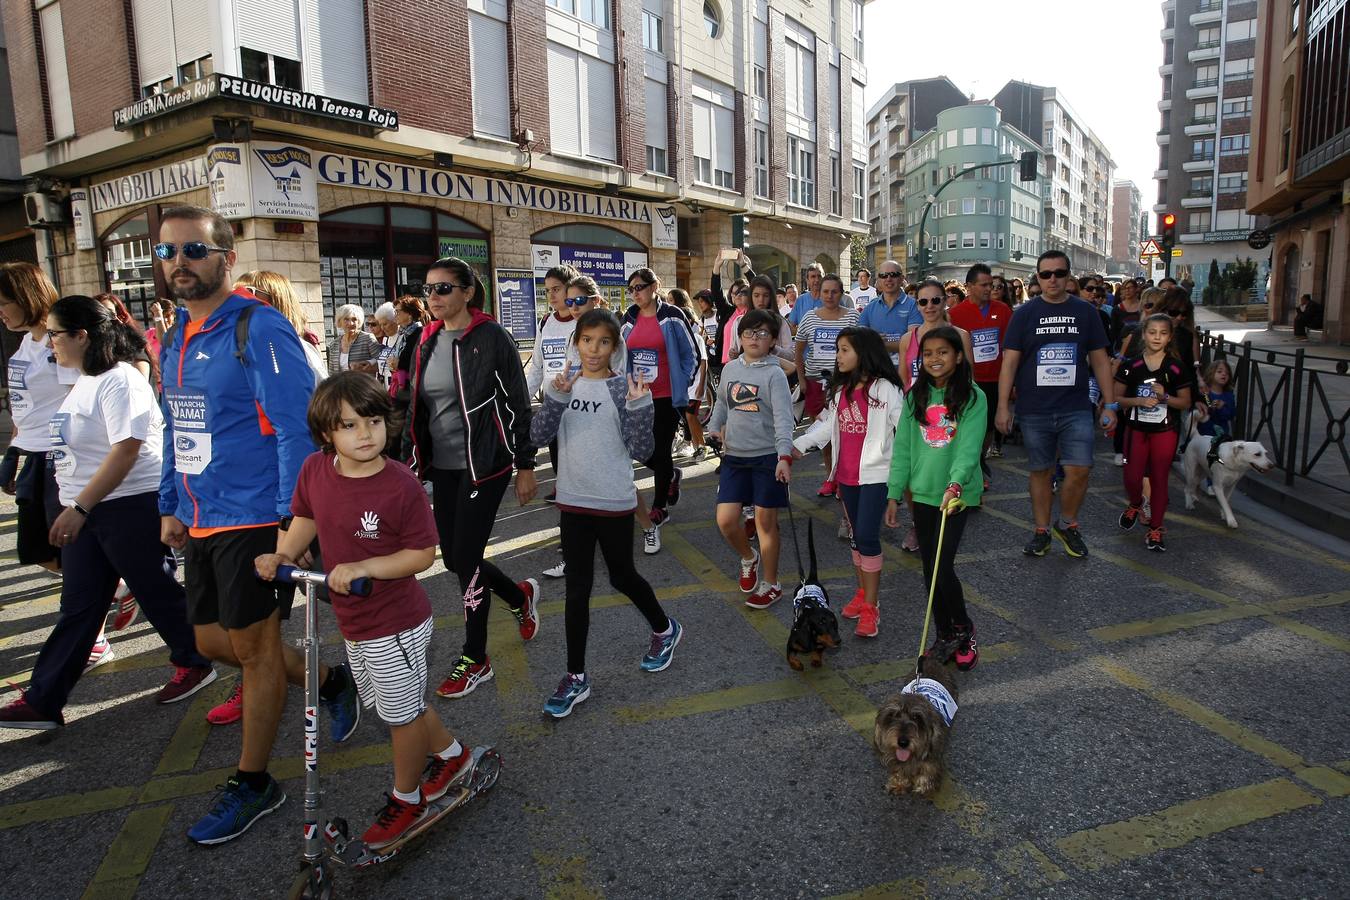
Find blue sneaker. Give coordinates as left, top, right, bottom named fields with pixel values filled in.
left=543, top=673, right=591, bottom=718
left=187, top=775, right=286, bottom=845
left=325, top=663, right=360, bottom=742
left=640, top=618, right=683, bottom=672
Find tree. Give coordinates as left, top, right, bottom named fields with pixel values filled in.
left=1203, top=258, right=1224, bottom=305
left=1225, top=257, right=1259, bottom=301
left=850, top=234, right=869, bottom=276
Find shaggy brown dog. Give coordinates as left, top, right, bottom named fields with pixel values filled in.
left=872, top=656, right=959, bottom=797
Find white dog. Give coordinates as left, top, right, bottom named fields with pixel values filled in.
left=1183, top=435, right=1273, bottom=528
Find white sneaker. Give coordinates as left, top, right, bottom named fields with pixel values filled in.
left=543, top=560, right=566, bottom=578
left=643, top=527, right=662, bottom=555
left=1113, top=453, right=1125, bottom=467
left=673, top=441, right=695, bottom=459
left=84, top=636, right=115, bottom=674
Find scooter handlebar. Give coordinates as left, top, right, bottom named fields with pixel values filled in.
left=272, top=564, right=373, bottom=597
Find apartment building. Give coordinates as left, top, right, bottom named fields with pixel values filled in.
left=0, top=0, right=868, bottom=342
left=1248, top=0, right=1347, bottom=343
left=994, top=81, right=1115, bottom=275
left=862, top=77, right=967, bottom=276
left=1110, top=180, right=1143, bottom=274
left=0, top=13, right=29, bottom=266
left=1153, top=0, right=1269, bottom=296
left=899, top=103, right=1045, bottom=284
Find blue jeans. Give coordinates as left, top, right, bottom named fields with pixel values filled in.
left=1017, top=409, right=1096, bottom=471
left=837, top=482, right=889, bottom=557
left=26, top=492, right=209, bottom=718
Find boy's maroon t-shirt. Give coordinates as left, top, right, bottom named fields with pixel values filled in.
left=290, top=453, right=438, bottom=641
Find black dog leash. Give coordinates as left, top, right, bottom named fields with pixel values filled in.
left=785, top=487, right=806, bottom=586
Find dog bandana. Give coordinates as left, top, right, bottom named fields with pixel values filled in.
left=902, top=677, right=957, bottom=727
left=792, top=583, right=829, bottom=615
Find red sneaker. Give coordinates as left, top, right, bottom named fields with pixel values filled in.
left=156, top=665, right=217, bottom=704
left=422, top=745, right=471, bottom=802
left=954, top=625, right=979, bottom=671
left=437, top=656, right=493, bottom=699
left=841, top=588, right=867, bottom=620
left=855, top=604, right=880, bottom=638
left=362, top=793, right=426, bottom=849
left=0, top=690, right=63, bottom=730
left=512, top=579, right=540, bottom=642
left=745, top=583, right=782, bottom=610
left=738, top=549, right=760, bottom=593
left=108, top=582, right=138, bottom=632
left=817, top=479, right=837, bottom=497
left=207, top=679, right=244, bottom=725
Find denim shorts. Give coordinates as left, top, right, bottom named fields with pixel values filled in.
left=1017, top=409, right=1096, bottom=471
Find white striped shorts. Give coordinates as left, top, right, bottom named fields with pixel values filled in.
left=344, top=616, right=434, bottom=726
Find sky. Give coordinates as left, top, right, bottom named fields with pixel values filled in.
left=862, top=0, right=1163, bottom=209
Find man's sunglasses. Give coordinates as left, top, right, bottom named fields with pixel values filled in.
left=153, top=241, right=229, bottom=261
left=422, top=282, right=468, bottom=297
left=917, top=297, right=944, bottom=307
left=1038, top=268, right=1070, bottom=279
left=877, top=272, right=902, bottom=279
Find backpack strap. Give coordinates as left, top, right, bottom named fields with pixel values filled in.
left=233, top=302, right=258, bottom=366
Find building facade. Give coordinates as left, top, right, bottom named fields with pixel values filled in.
left=1110, top=179, right=1143, bottom=274
left=1153, top=0, right=1270, bottom=298
left=862, top=77, right=967, bottom=276
left=899, top=104, right=1044, bottom=284
left=0, top=0, right=868, bottom=345
left=0, top=12, right=30, bottom=266
left=995, top=81, right=1115, bottom=275
left=1248, top=0, right=1347, bottom=343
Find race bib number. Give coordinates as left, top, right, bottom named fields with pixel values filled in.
left=1133, top=380, right=1167, bottom=424
left=972, top=328, right=1000, bottom=364
left=811, top=325, right=843, bottom=366
left=629, top=348, right=660, bottom=383
left=884, top=333, right=903, bottom=365
left=540, top=337, right=567, bottom=377
left=163, top=387, right=213, bottom=475
left=911, top=358, right=921, bottom=382
left=1036, top=343, right=1077, bottom=387
left=48, top=413, right=74, bottom=477
left=7, top=359, right=30, bottom=419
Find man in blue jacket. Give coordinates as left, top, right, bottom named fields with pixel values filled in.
left=156, top=206, right=359, bottom=845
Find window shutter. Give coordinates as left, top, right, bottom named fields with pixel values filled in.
left=132, top=0, right=174, bottom=83
left=645, top=78, right=667, bottom=151
left=583, top=55, right=616, bottom=162
left=39, top=4, right=73, bottom=138
left=469, top=12, right=511, bottom=138
left=237, top=0, right=300, bottom=62
left=693, top=98, right=712, bottom=161
left=300, top=0, right=367, bottom=102
left=784, top=43, right=800, bottom=117
left=173, top=0, right=212, bottom=64
left=547, top=44, right=582, bottom=156
left=714, top=104, right=734, bottom=175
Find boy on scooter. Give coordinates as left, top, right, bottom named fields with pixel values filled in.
left=256, top=371, right=468, bottom=849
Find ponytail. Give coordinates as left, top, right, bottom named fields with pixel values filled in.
left=49, top=295, right=146, bottom=376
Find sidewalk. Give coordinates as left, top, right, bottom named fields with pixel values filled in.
left=1194, top=307, right=1350, bottom=540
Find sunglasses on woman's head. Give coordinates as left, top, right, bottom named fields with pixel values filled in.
left=152, top=241, right=229, bottom=261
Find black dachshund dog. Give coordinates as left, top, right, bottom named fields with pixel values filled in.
left=785, top=519, right=840, bottom=670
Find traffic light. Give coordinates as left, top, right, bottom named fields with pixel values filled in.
left=1160, top=212, right=1177, bottom=251
left=1018, top=150, right=1038, bottom=182
left=732, top=214, right=749, bottom=250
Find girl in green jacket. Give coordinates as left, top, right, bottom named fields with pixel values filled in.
left=884, top=326, right=985, bottom=671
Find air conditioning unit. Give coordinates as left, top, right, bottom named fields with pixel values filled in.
left=24, top=192, right=67, bottom=228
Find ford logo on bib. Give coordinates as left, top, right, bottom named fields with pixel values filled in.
left=176, top=435, right=198, bottom=452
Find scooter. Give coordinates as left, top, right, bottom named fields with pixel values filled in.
left=275, top=565, right=501, bottom=899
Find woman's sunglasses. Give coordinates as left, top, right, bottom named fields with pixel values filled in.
left=422, top=282, right=468, bottom=297
left=564, top=295, right=597, bottom=307
left=152, top=241, right=229, bottom=261
left=917, top=297, right=944, bottom=307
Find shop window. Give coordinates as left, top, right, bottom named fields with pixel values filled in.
left=531, top=223, right=648, bottom=312
left=101, top=209, right=162, bottom=327
left=241, top=47, right=302, bottom=89
left=319, top=204, right=489, bottom=334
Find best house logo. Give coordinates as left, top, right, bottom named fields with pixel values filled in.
left=253, top=146, right=312, bottom=200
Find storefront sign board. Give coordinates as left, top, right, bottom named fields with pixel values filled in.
left=530, top=245, right=649, bottom=285
left=112, top=74, right=399, bottom=131
left=208, top=142, right=319, bottom=221
left=69, top=189, right=95, bottom=250
left=89, top=157, right=211, bottom=214
left=495, top=268, right=538, bottom=343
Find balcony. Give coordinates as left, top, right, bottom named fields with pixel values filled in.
left=1181, top=191, right=1212, bottom=208
left=1158, top=96, right=1173, bottom=111
left=1156, top=131, right=1171, bottom=146
left=1153, top=168, right=1170, bottom=181
left=1161, top=25, right=1175, bottom=40
left=1190, top=0, right=1222, bottom=26
left=1184, top=116, right=1218, bottom=136
left=1182, top=154, right=1215, bottom=172
left=1186, top=79, right=1220, bottom=100
left=1152, top=202, right=1169, bottom=214
left=1159, top=62, right=1174, bottom=76
left=1188, top=41, right=1221, bottom=63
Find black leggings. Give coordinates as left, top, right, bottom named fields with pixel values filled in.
left=912, top=503, right=973, bottom=635
left=646, top=397, right=680, bottom=511
left=560, top=509, right=669, bottom=674
left=429, top=467, right=525, bottom=662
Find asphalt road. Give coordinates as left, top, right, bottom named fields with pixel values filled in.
left=1, top=439, right=1347, bottom=899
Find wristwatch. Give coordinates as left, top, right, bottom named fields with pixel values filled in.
left=278, top=516, right=294, bottom=532
left=1104, top=402, right=1121, bottom=411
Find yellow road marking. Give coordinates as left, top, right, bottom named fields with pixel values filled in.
left=153, top=676, right=235, bottom=776
left=1055, top=778, right=1320, bottom=871
left=827, top=866, right=987, bottom=899
left=1089, top=605, right=1267, bottom=642
left=533, top=851, right=603, bottom=900
left=614, top=678, right=812, bottom=724
left=994, top=841, right=1069, bottom=886
left=83, top=804, right=175, bottom=893
left=1098, top=659, right=1350, bottom=798
left=0, top=785, right=139, bottom=831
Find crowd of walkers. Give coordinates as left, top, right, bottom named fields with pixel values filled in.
left=0, top=203, right=1224, bottom=850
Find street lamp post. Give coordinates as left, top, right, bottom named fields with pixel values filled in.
left=916, top=156, right=1020, bottom=280
left=883, top=114, right=892, bottom=262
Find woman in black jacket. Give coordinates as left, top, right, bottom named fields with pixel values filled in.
left=386, top=295, right=427, bottom=461
left=406, top=257, right=540, bottom=700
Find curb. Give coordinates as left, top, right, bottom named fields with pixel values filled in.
left=1238, top=471, right=1350, bottom=542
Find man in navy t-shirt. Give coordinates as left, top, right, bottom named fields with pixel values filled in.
left=996, top=250, right=1117, bottom=560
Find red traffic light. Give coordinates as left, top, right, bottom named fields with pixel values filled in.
left=1162, top=213, right=1176, bottom=227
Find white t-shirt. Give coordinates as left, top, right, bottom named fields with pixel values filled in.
left=6, top=332, right=80, bottom=451
left=49, top=362, right=164, bottom=506
left=852, top=286, right=878, bottom=309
